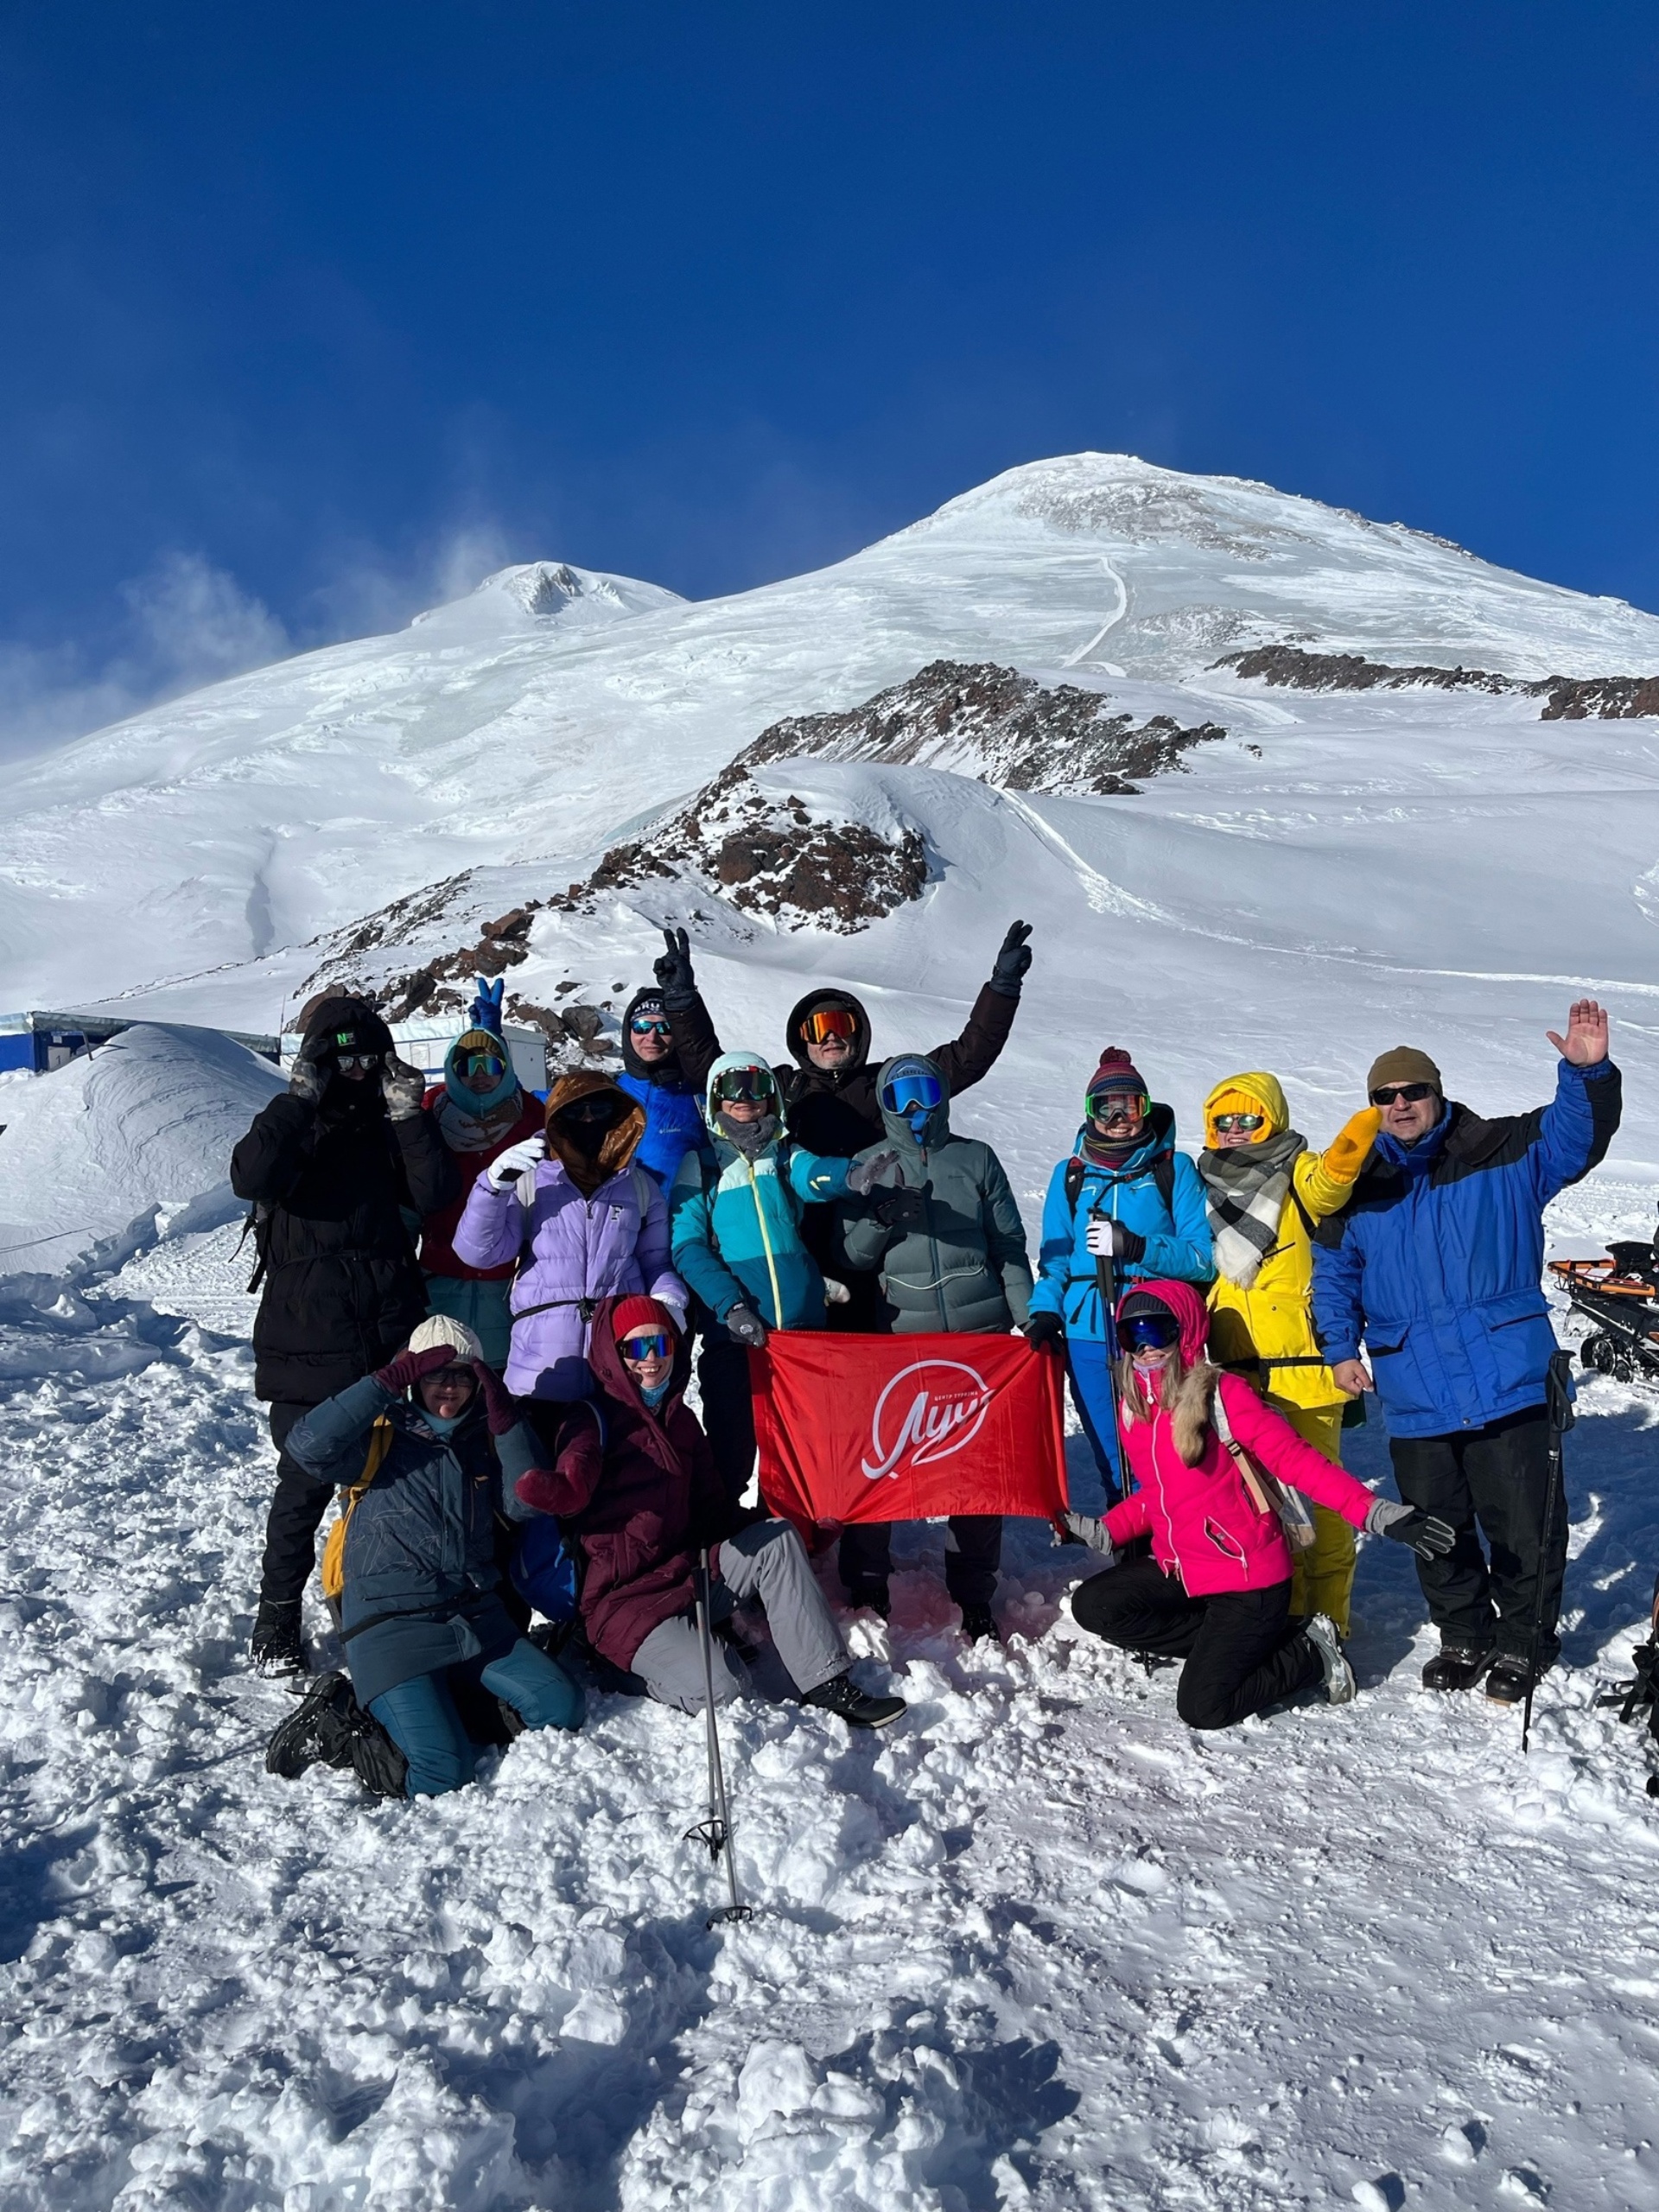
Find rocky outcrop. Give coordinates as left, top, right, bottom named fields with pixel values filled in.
left=1534, top=673, right=1659, bottom=721
left=1217, top=645, right=1659, bottom=720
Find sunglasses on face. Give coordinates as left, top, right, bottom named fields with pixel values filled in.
left=1122, top=1313, right=1180, bottom=1352
left=336, top=1052, right=381, bottom=1071
left=620, top=1332, right=672, bottom=1363
left=881, top=1071, right=943, bottom=1115
left=800, top=1007, right=858, bottom=1046
left=426, top=1364, right=475, bottom=1391
left=1212, top=1111, right=1267, bottom=1133
left=1088, top=1090, right=1147, bottom=1123
left=630, top=1016, right=671, bottom=1039
left=558, top=1094, right=619, bottom=1124
left=458, top=1050, right=506, bottom=1079
left=712, top=1066, right=777, bottom=1104
left=1370, top=1082, right=1437, bottom=1107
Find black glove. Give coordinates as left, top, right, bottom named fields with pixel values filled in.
left=654, top=926, right=696, bottom=1007
left=1023, top=1311, right=1065, bottom=1351
left=723, top=1302, right=769, bottom=1350
left=988, top=919, right=1033, bottom=998
left=874, top=1187, right=926, bottom=1229
left=1370, top=1502, right=1458, bottom=1560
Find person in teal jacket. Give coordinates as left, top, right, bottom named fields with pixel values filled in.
left=670, top=1050, right=899, bottom=1500
left=1024, top=1046, right=1213, bottom=1504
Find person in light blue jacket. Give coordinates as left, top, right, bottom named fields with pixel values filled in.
left=1023, top=1046, right=1213, bottom=1503
left=671, top=1050, right=899, bottom=1500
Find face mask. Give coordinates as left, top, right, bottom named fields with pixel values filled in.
left=639, top=1376, right=671, bottom=1409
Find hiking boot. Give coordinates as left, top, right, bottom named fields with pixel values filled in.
left=958, top=1603, right=1001, bottom=1645
left=1304, top=1613, right=1357, bottom=1706
left=801, top=1671, right=907, bottom=1729
left=1421, top=1644, right=1494, bottom=1693
left=264, top=1671, right=358, bottom=1778
left=845, top=1583, right=891, bottom=1619
left=250, top=1600, right=308, bottom=1687
left=1484, top=1657, right=1540, bottom=1706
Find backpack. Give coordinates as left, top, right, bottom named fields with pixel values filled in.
left=1210, top=1384, right=1317, bottom=1552
left=1063, top=1148, right=1178, bottom=1222
left=320, top=1415, right=396, bottom=1602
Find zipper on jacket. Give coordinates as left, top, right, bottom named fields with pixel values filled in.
left=746, top=1159, right=785, bottom=1326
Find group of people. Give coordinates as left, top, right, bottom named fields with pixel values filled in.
left=232, top=929, right=1621, bottom=1802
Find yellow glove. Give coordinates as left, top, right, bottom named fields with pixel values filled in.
left=1321, top=1106, right=1382, bottom=1186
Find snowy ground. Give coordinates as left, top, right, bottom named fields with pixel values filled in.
left=3, top=1203, right=1659, bottom=2211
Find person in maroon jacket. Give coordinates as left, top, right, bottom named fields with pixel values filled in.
left=653, top=922, right=1033, bottom=1327
left=515, top=1297, right=905, bottom=1728
left=417, top=1021, right=543, bottom=1368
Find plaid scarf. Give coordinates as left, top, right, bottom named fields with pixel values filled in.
left=1197, top=1127, right=1306, bottom=1289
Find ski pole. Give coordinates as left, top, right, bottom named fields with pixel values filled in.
left=1090, top=1203, right=1124, bottom=1505
left=683, top=1547, right=753, bottom=1926
left=1522, top=1350, right=1576, bottom=1754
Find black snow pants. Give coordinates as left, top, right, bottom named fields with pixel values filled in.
left=1071, top=1557, right=1321, bottom=1730
left=259, top=1400, right=334, bottom=1611
left=697, top=1331, right=759, bottom=1508
left=1388, top=1406, right=1566, bottom=1668
left=838, top=1516, right=1003, bottom=1611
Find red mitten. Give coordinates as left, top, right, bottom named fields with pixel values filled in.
left=515, top=1468, right=563, bottom=1515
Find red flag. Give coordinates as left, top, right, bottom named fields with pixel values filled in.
left=750, top=1331, right=1069, bottom=1526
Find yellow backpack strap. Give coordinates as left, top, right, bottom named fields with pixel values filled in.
left=320, top=1414, right=395, bottom=1602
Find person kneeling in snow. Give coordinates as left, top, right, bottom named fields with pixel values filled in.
left=265, top=1317, right=585, bottom=1798
left=1067, top=1281, right=1454, bottom=1730
left=518, top=1296, right=906, bottom=1728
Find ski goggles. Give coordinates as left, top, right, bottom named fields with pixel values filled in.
left=335, top=1052, right=382, bottom=1072
left=1370, top=1081, right=1437, bottom=1107
left=1087, top=1089, right=1148, bottom=1123
left=799, top=1007, right=859, bottom=1046
left=880, top=1071, right=943, bottom=1115
left=1121, top=1313, right=1180, bottom=1352
left=620, top=1332, right=672, bottom=1363
left=556, top=1092, right=620, bottom=1124
left=457, top=1048, right=507, bottom=1080
left=711, top=1065, right=778, bottom=1105
left=1211, top=1111, right=1267, bottom=1134
left=629, top=1015, right=672, bottom=1039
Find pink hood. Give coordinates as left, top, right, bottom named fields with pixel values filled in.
left=1116, top=1276, right=1211, bottom=1364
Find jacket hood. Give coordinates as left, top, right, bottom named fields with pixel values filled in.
left=1202, top=1071, right=1289, bottom=1147
left=1116, top=1275, right=1211, bottom=1366
left=587, top=1293, right=693, bottom=1415
left=543, top=1068, right=646, bottom=1183
left=700, top=1050, right=785, bottom=1147
left=620, top=988, right=685, bottom=1084
left=785, top=987, right=871, bottom=1075
left=875, top=1051, right=950, bottom=1150
left=299, top=993, right=395, bottom=1063
left=443, top=1027, right=520, bottom=1117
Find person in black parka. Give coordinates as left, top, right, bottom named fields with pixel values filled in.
left=654, top=921, right=1033, bottom=1328
left=231, top=990, right=458, bottom=1678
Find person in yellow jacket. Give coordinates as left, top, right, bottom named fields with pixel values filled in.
left=1195, top=1072, right=1382, bottom=1636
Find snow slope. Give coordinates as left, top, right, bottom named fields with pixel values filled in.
left=6, top=454, right=1659, bottom=1016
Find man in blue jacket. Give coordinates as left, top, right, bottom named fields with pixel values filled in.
left=1312, top=1002, right=1620, bottom=1700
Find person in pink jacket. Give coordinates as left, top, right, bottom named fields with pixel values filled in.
left=1066, top=1278, right=1453, bottom=1729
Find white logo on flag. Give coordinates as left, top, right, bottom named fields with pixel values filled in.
left=861, top=1360, right=995, bottom=1481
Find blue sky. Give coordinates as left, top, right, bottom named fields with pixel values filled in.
left=1, top=2, right=1656, bottom=751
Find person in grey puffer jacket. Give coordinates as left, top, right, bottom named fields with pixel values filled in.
left=834, top=1053, right=1033, bottom=1640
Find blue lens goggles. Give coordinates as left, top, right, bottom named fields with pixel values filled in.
left=881, top=1072, right=942, bottom=1115
left=1122, top=1313, right=1180, bottom=1352
left=620, top=1332, right=671, bottom=1362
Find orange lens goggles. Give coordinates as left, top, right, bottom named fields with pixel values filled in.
left=800, top=1007, right=858, bottom=1045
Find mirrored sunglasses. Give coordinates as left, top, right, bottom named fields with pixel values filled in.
left=712, top=1065, right=777, bottom=1104
left=881, top=1071, right=943, bottom=1114
left=1122, top=1313, right=1180, bottom=1351
left=620, top=1332, right=671, bottom=1362
left=630, top=1015, right=672, bottom=1038
left=1212, top=1111, right=1267, bottom=1133
left=459, top=1050, right=506, bottom=1079
left=336, top=1052, right=381, bottom=1071
left=800, top=1007, right=858, bottom=1045
left=1087, top=1089, right=1147, bottom=1122
left=1370, top=1082, right=1436, bottom=1107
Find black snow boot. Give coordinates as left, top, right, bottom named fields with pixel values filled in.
left=1421, top=1644, right=1494, bottom=1693
left=801, top=1672, right=907, bottom=1730
left=264, top=1670, right=410, bottom=1799
left=958, top=1603, right=1001, bottom=1645
left=250, top=1599, right=308, bottom=1686
left=1484, top=1657, right=1541, bottom=1706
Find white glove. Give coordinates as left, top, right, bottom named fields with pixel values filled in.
left=846, top=1148, right=905, bottom=1198
left=822, top=1275, right=852, bottom=1306
left=1063, top=1512, right=1116, bottom=1560
left=485, top=1135, right=545, bottom=1191
left=1084, top=1217, right=1137, bottom=1258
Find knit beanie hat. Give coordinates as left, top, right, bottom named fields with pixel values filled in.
left=1365, top=1046, right=1443, bottom=1096
left=1118, top=1288, right=1176, bottom=1327
left=1087, top=1046, right=1149, bottom=1100
left=407, top=1314, right=485, bottom=1363
left=630, top=993, right=665, bottom=1020
left=612, top=1294, right=677, bottom=1343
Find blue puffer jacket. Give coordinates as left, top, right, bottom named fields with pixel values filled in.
left=617, top=988, right=706, bottom=1188
left=287, top=1376, right=542, bottom=1707
left=1028, top=1106, right=1214, bottom=1341
left=1310, top=1059, right=1621, bottom=1437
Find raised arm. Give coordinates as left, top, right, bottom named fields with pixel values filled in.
left=657, top=928, right=723, bottom=1096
